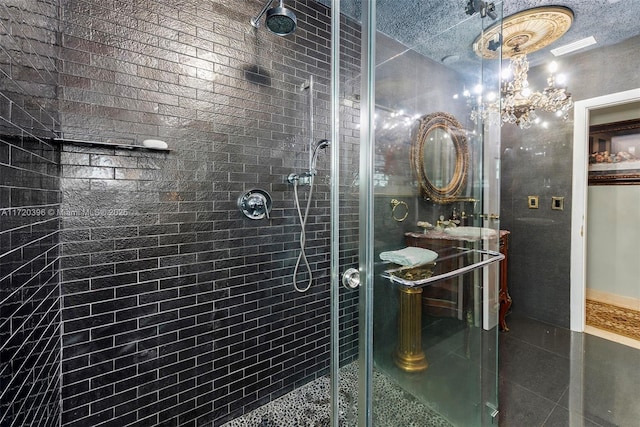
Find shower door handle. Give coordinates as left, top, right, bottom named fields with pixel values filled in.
left=342, top=268, right=360, bottom=289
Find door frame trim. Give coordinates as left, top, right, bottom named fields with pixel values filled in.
left=570, top=88, right=640, bottom=331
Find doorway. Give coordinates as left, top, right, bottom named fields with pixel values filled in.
left=569, top=88, right=640, bottom=334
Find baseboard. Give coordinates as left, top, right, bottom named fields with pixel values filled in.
left=586, top=288, right=640, bottom=311
left=584, top=325, right=640, bottom=350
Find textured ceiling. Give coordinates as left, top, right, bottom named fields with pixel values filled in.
left=319, top=0, right=640, bottom=72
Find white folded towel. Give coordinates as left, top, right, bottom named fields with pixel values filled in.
left=379, top=247, right=438, bottom=267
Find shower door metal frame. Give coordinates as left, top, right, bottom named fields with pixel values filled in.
left=329, top=1, right=341, bottom=426
left=358, top=0, right=376, bottom=427
left=329, top=0, right=376, bottom=424
left=356, top=0, right=376, bottom=425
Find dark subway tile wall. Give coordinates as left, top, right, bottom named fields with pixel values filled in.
left=57, top=1, right=360, bottom=426
left=0, top=2, right=62, bottom=427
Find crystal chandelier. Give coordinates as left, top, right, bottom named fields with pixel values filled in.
left=471, top=6, right=575, bottom=129
left=498, top=53, right=572, bottom=128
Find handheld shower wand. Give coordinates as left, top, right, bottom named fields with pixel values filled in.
left=288, top=75, right=331, bottom=292
left=310, top=139, right=330, bottom=175
left=290, top=139, right=330, bottom=292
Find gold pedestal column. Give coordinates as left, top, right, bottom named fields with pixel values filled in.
left=393, top=286, right=428, bottom=372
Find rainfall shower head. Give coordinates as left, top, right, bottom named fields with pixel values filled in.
left=266, top=5, right=297, bottom=35
left=251, top=0, right=297, bottom=36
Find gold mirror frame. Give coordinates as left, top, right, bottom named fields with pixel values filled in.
left=411, top=112, right=469, bottom=204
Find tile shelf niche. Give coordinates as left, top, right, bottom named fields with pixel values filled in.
left=52, top=137, right=172, bottom=152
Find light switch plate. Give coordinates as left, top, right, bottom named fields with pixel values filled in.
left=552, top=196, right=564, bottom=210
left=528, top=195, right=539, bottom=209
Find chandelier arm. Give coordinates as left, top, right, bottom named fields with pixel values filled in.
left=468, top=53, right=572, bottom=128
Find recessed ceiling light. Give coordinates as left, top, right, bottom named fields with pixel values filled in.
left=551, top=36, right=597, bottom=56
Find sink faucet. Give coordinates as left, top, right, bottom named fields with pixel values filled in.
left=436, top=215, right=459, bottom=230
left=417, top=221, right=433, bottom=234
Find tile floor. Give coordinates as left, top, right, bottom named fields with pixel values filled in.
left=499, top=314, right=640, bottom=426
left=222, top=313, right=640, bottom=426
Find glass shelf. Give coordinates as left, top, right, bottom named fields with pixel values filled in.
left=52, top=138, right=172, bottom=152
left=381, top=247, right=504, bottom=288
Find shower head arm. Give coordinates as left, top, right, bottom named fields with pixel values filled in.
left=250, top=0, right=275, bottom=28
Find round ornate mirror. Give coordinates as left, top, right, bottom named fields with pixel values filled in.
left=411, top=112, right=468, bottom=204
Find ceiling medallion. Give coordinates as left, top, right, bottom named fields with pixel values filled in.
left=471, top=7, right=575, bottom=128
left=475, top=7, right=574, bottom=59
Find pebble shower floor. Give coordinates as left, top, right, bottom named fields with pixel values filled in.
left=222, top=363, right=452, bottom=427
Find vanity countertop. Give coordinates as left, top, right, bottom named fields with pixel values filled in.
left=405, top=229, right=510, bottom=242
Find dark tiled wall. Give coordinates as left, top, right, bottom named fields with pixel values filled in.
left=0, top=2, right=62, bottom=427
left=500, top=121, right=573, bottom=327
left=57, top=1, right=360, bottom=426
left=500, top=34, right=640, bottom=328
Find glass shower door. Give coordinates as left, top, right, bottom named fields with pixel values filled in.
left=331, top=1, right=504, bottom=425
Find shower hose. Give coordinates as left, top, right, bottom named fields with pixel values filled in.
left=292, top=174, right=315, bottom=292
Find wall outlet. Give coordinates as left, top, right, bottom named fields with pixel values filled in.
left=528, top=195, right=539, bottom=209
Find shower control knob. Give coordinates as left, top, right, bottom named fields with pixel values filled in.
left=342, top=268, right=360, bottom=289
left=238, top=189, right=272, bottom=220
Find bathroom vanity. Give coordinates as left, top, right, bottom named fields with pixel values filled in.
left=404, top=229, right=511, bottom=331
left=382, top=240, right=506, bottom=372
